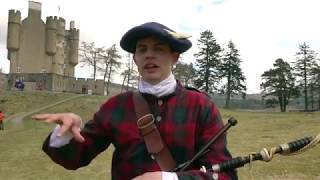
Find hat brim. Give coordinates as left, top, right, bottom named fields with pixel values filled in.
left=120, top=25, right=192, bottom=53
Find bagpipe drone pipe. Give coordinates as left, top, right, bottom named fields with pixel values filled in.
left=172, top=117, right=320, bottom=173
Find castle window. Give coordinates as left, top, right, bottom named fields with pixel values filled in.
left=73, top=83, right=75, bottom=88
left=16, top=66, right=22, bottom=73
left=95, top=85, right=97, bottom=89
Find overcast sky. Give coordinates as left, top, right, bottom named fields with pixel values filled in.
left=1, top=0, right=320, bottom=93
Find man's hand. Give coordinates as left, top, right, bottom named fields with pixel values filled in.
left=32, top=113, right=85, bottom=142
left=132, top=171, right=162, bottom=180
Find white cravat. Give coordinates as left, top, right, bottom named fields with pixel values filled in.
left=138, top=73, right=177, bottom=97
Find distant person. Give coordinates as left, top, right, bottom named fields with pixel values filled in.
left=32, top=22, right=237, bottom=180
left=0, top=110, right=4, bottom=130
left=20, top=81, right=25, bottom=91
left=14, top=79, right=19, bottom=89
left=15, top=79, right=24, bottom=91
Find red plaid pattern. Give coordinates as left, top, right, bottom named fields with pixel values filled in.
left=43, top=84, right=237, bottom=180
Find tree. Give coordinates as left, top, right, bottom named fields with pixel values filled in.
left=293, top=42, right=317, bottom=111
left=121, top=53, right=138, bottom=92
left=219, top=41, right=246, bottom=108
left=79, top=42, right=104, bottom=80
left=102, top=44, right=121, bottom=96
left=194, top=30, right=222, bottom=93
left=264, top=98, right=278, bottom=108
left=309, top=64, right=320, bottom=110
left=260, top=58, right=299, bottom=112
left=172, top=61, right=196, bottom=87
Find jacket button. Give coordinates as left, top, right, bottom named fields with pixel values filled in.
left=156, top=116, right=162, bottom=122
left=150, top=154, right=155, bottom=160
left=158, top=100, right=163, bottom=106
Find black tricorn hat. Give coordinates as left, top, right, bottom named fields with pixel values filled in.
left=120, top=22, right=192, bottom=53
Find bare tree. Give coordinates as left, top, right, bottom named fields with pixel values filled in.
left=79, top=42, right=104, bottom=80
left=121, top=53, right=138, bottom=92
left=99, top=48, right=112, bottom=85
left=99, top=44, right=121, bottom=96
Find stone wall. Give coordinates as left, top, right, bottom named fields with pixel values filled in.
left=0, top=73, right=8, bottom=92
left=3, top=73, right=127, bottom=95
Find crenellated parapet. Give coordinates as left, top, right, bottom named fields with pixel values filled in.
left=54, top=16, right=65, bottom=37
left=7, top=10, right=21, bottom=52
left=8, top=10, right=21, bottom=24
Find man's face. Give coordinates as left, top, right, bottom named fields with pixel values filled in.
left=133, top=36, right=179, bottom=85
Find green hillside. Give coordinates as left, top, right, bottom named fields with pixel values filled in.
left=0, top=91, right=319, bottom=179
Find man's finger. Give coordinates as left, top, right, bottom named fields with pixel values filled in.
left=71, top=126, right=85, bottom=143
left=45, top=116, right=63, bottom=125
left=31, top=114, right=50, bottom=120
left=32, top=113, right=54, bottom=120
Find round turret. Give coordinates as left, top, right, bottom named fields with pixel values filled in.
left=7, top=10, right=21, bottom=51
left=69, top=28, right=79, bottom=66
left=56, top=17, right=65, bottom=37
left=54, top=17, right=66, bottom=65
left=45, top=16, right=57, bottom=56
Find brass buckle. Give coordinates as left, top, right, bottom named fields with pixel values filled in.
left=137, top=114, right=155, bottom=129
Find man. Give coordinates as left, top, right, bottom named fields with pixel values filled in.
left=33, top=22, right=237, bottom=180
left=0, top=110, right=4, bottom=130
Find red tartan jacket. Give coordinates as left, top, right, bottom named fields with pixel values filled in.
left=42, top=84, right=237, bottom=180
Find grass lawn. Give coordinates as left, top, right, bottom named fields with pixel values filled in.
left=0, top=91, right=319, bottom=179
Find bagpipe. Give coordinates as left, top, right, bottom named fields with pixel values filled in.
left=172, top=117, right=320, bottom=173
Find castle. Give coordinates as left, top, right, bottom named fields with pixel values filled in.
left=3, top=1, right=119, bottom=95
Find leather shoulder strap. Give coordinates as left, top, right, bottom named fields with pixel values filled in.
left=132, top=91, right=176, bottom=171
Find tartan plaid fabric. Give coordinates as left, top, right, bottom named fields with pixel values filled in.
left=42, top=84, right=237, bottom=180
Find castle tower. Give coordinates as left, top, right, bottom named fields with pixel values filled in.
left=45, top=16, right=57, bottom=56
left=7, top=1, right=79, bottom=76
left=28, top=1, right=41, bottom=19
left=8, top=1, right=48, bottom=74
left=6, top=1, right=81, bottom=93
left=45, top=16, right=66, bottom=75
left=65, top=21, right=79, bottom=77
left=55, top=17, right=66, bottom=75
left=7, top=10, right=21, bottom=73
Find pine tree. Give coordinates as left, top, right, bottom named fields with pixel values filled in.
left=220, top=41, right=246, bottom=108
left=309, top=63, right=320, bottom=110
left=194, top=30, right=222, bottom=93
left=293, top=43, right=317, bottom=111
left=261, top=58, right=299, bottom=112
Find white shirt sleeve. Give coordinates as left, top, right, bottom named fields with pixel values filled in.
left=49, top=125, right=73, bottom=147
left=162, top=172, right=178, bottom=180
